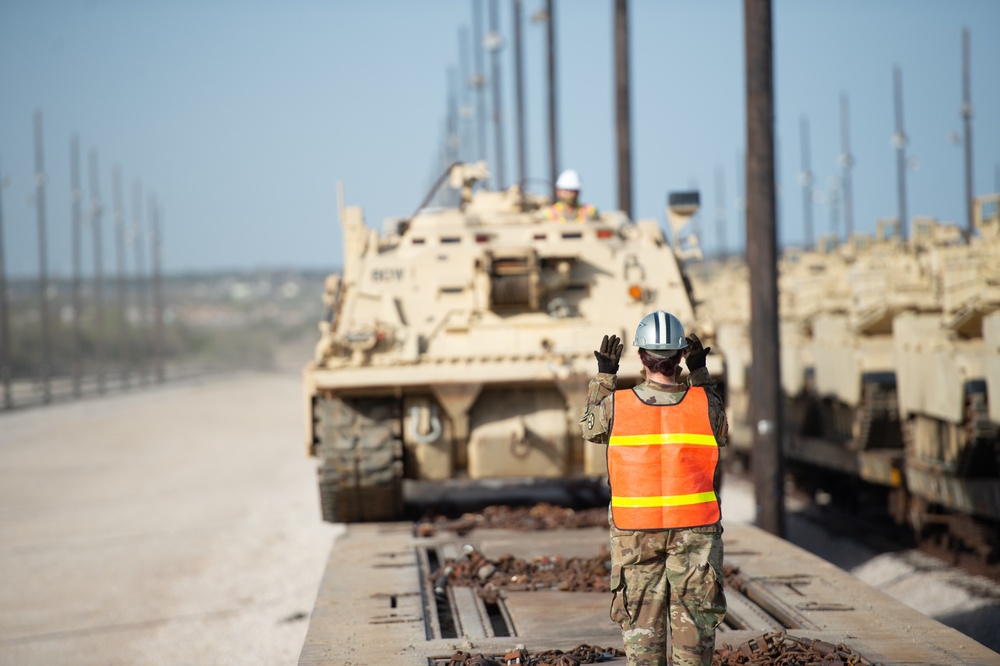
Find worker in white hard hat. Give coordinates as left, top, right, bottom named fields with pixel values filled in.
left=545, top=169, right=598, bottom=223
left=579, top=311, right=728, bottom=666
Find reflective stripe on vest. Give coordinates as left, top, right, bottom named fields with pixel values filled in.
left=608, top=387, right=720, bottom=530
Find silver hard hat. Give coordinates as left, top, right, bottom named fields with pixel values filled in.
left=633, top=310, right=688, bottom=352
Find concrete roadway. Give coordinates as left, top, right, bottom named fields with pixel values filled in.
left=0, top=372, right=339, bottom=666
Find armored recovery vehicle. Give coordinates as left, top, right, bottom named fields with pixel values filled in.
left=303, top=163, right=720, bottom=523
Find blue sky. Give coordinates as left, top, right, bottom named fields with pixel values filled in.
left=1, top=0, right=998, bottom=276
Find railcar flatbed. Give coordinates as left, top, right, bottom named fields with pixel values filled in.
left=298, top=521, right=999, bottom=665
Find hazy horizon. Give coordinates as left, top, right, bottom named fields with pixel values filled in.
left=1, top=0, right=998, bottom=278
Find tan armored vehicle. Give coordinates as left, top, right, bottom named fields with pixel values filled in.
left=893, top=194, right=1000, bottom=530
left=303, top=164, right=717, bottom=522
left=686, top=259, right=751, bottom=447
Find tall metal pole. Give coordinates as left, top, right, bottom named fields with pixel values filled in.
left=0, top=160, right=12, bottom=409
left=459, top=26, right=473, bottom=164
left=799, top=116, right=813, bottom=248
left=839, top=93, right=854, bottom=239
left=472, top=0, right=488, bottom=170
left=33, top=110, right=52, bottom=404
left=961, top=27, right=974, bottom=238
left=447, top=67, right=460, bottom=164
left=89, top=150, right=106, bottom=394
left=829, top=178, right=841, bottom=238
left=132, top=180, right=148, bottom=386
left=513, top=0, right=526, bottom=192
left=70, top=136, right=83, bottom=398
left=487, top=0, right=505, bottom=190
left=614, top=0, right=633, bottom=219
left=892, top=65, right=909, bottom=242
left=736, top=150, right=744, bottom=256
left=546, top=0, right=558, bottom=198
left=715, top=166, right=727, bottom=259
left=744, top=0, right=785, bottom=537
left=150, top=197, right=165, bottom=384
left=113, top=166, right=129, bottom=389
left=446, top=68, right=460, bottom=206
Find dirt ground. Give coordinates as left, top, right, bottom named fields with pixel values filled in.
left=0, top=371, right=340, bottom=666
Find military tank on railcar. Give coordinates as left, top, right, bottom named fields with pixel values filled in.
left=892, top=194, right=1000, bottom=554
left=303, top=163, right=719, bottom=523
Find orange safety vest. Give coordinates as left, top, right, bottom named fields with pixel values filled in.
left=545, top=201, right=595, bottom=223
left=608, top=387, right=720, bottom=530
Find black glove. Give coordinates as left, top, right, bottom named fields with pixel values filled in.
left=684, top=333, right=711, bottom=371
left=594, top=334, right=624, bottom=374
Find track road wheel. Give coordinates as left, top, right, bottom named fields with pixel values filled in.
left=314, top=398, right=403, bottom=523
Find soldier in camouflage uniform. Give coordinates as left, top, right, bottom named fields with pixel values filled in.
left=579, top=311, right=728, bottom=666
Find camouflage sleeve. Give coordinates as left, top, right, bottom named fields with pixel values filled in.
left=578, top=372, right=616, bottom=444
left=687, top=367, right=729, bottom=446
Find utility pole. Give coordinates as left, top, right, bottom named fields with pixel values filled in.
left=744, top=0, right=785, bottom=537
left=472, top=0, right=488, bottom=170
left=0, top=159, right=12, bottom=409
left=513, top=0, right=526, bottom=192
left=132, top=180, right=148, bottom=385
left=113, top=166, right=129, bottom=389
left=34, top=110, right=52, bottom=404
left=799, top=116, right=813, bottom=248
left=487, top=0, right=505, bottom=190
left=150, top=197, right=165, bottom=384
left=839, top=93, right=854, bottom=239
left=892, top=65, right=909, bottom=242
left=715, top=166, right=727, bottom=259
left=961, top=27, right=974, bottom=238
left=89, top=150, right=106, bottom=394
left=614, top=0, right=633, bottom=219
left=546, top=0, right=558, bottom=198
left=70, top=136, right=83, bottom=398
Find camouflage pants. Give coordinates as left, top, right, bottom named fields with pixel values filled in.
left=609, top=511, right=726, bottom=666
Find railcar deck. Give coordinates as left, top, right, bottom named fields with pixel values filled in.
left=298, top=521, right=999, bottom=665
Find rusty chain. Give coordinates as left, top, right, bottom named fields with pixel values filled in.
left=715, top=631, right=882, bottom=665
left=416, top=503, right=608, bottom=537
left=444, top=644, right=624, bottom=666
left=424, top=504, right=882, bottom=666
